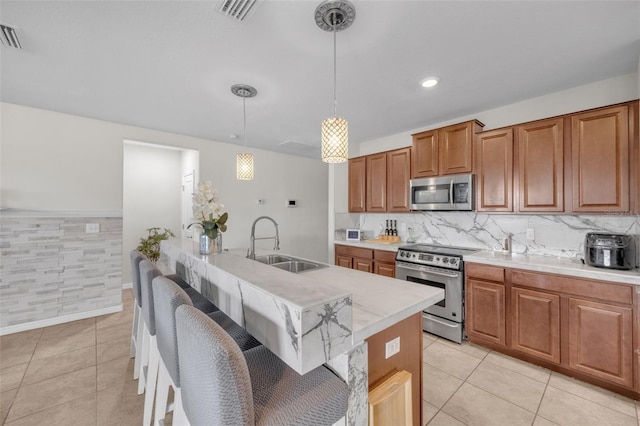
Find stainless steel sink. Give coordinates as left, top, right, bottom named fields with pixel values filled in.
left=254, top=254, right=293, bottom=265
left=270, top=260, right=327, bottom=273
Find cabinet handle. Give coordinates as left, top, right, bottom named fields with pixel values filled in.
left=449, top=180, right=454, bottom=206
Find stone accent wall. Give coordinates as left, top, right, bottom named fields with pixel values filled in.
left=0, top=212, right=122, bottom=330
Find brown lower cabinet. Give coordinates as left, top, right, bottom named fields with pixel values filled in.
left=466, top=263, right=637, bottom=398
left=335, top=244, right=396, bottom=278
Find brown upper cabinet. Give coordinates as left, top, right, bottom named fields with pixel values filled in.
left=366, top=153, right=388, bottom=212
left=475, top=128, right=514, bottom=212
left=348, top=156, right=367, bottom=212
left=411, top=120, right=484, bottom=178
left=348, top=148, right=411, bottom=213
left=571, top=104, right=630, bottom=213
left=475, top=100, right=638, bottom=214
left=517, top=118, right=565, bottom=212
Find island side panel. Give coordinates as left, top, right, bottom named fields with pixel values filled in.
left=366, top=312, right=423, bottom=426
left=327, top=341, right=369, bottom=426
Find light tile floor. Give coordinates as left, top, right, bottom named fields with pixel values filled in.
left=1, top=289, right=639, bottom=425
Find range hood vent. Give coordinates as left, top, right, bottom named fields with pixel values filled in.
left=218, top=0, right=261, bottom=22
left=0, top=24, right=22, bottom=49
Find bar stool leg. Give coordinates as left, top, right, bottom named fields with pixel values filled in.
left=138, top=323, right=151, bottom=395
left=133, top=305, right=145, bottom=380
left=172, top=388, right=188, bottom=426
left=130, top=303, right=139, bottom=358
left=154, top=358, right=171, bottom=426
left=143, top=335, right=160, bottom=426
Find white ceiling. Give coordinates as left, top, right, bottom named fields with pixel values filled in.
left=1, top=1, right=639, bottom=159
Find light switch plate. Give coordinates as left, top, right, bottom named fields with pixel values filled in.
left=86, top=223, right=100, bottom=233
left=385, top=336, right=400, bottom=359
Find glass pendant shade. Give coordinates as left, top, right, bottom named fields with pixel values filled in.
left=321, top=116, right=348, bottom=163
left=236, top=153, right=254, bottom=180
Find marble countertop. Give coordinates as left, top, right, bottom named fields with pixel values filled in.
left=464, top=250, right=640, bottom=286
left=225, top=246, right=444, bottom=343
left=160, top=238, right=444, bottom=374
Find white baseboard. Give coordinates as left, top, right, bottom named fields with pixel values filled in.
left=0, top=304, right=124, bottom=336
left=122, top=282, right=133, bottom=289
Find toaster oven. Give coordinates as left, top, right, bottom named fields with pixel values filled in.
left=584, top=233, right=637, bottom=270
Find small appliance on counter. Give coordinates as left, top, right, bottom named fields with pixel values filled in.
left=584, top=233, right=637, bottom=270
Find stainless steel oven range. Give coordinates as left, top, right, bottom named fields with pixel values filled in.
left=395, top=244, right=478, bottom=344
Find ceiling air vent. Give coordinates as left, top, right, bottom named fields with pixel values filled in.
left=0, top=24, right=21, bottom=49
left=218, top=0, right=261, bottom=22
left=278, top=140, right=320, bottom=154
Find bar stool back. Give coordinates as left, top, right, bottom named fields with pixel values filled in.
left=176, top=304, right=349, bottom=426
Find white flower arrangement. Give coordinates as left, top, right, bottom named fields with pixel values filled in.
left=188, top=181, right=228, bottom=239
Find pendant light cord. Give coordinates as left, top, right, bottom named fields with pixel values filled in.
left=243, top=96, right=247, bottom=149
left=333, top=23, right=337, bottom=117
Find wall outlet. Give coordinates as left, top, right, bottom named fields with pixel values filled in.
left=86, top=223, right=100, bottom=233
left=526, top=228, right=535, bottom=241
left=385, top=336, right=400, bottom=359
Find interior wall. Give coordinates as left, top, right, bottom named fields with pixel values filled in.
left=123, top=141, right=182, bottom=284
left=1, top=102, right=330, bottom=274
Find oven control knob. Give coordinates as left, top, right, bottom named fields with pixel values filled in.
left=442, top=257, right=449, bottom=264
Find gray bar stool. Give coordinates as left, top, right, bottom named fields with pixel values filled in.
left=152, top=276, right=261, bottom=425
left=176, top=304, right=349, bottom=426
left=129, top=250, right=193, bottom=386
left=138, top=259, right=218, bottom=426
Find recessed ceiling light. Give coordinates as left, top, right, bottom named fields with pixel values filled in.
left=420, top=77, right=439, bottom=88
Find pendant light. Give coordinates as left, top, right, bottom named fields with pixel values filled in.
left=315, top=0, right=355, bottom=163
left=232, top=84, right=257, bottom=180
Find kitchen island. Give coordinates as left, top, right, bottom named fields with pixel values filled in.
left=160, top=238, right=444, bottom=426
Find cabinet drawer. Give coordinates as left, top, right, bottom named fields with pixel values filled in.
left=374, top=250, right=397, bottom=263
left=466, top=263, right=505, bottom=283
left=335, top=244, right=373, bottom=259
left=511, top=270, right=632, bottom=305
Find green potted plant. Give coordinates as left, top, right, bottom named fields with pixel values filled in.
left=136, top=227, right=175, bottom=262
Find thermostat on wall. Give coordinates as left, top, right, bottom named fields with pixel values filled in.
left=287, top=199, right=297, bottom=208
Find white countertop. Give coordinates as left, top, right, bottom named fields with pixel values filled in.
left=464, top=251, right=640, bottom=286
left=225, top=247, right=443, bottom=343
left=161, top=239, right=444, bottom=374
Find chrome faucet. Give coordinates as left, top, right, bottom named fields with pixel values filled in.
left=248, top=216, right=280, bottom=259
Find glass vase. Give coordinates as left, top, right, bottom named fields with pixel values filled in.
left=199, top=232, right=222, bottom=255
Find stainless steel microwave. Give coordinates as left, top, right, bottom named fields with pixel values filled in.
left=410, top=174, right=474, bottom=211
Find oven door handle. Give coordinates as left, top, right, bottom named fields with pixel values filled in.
left=397, top=263, right=460, bottom=278
left=424, top=314, right=459, bottom=328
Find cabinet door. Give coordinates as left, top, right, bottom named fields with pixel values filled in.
left=387, top=148, right=411, bottom=212
left=466, top=279, right=506, bottom=346
left=571, top=105, right=629, bottom=213
left=374, top=262, right=395, bottom=278
left=439, top=122, right=475, bottom=175
left=411, top=130, right=438, bottom=178
left=366, top=153, right=387, bottom=212
left=511, top=287, right=560, bottom=364
left=336, top=255, right=353, bottom=269
left=568, top=298, right=633, bottom=388
left=354, top=258, right=374, bottom=273
left=475, top=128, right=514, bottom=212
left=517, top=118, right=565, bottom=212
left=349, top=157, right=367, bottom=212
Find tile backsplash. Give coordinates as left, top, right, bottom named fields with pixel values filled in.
left=336, top=212, right=640, bottom=261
